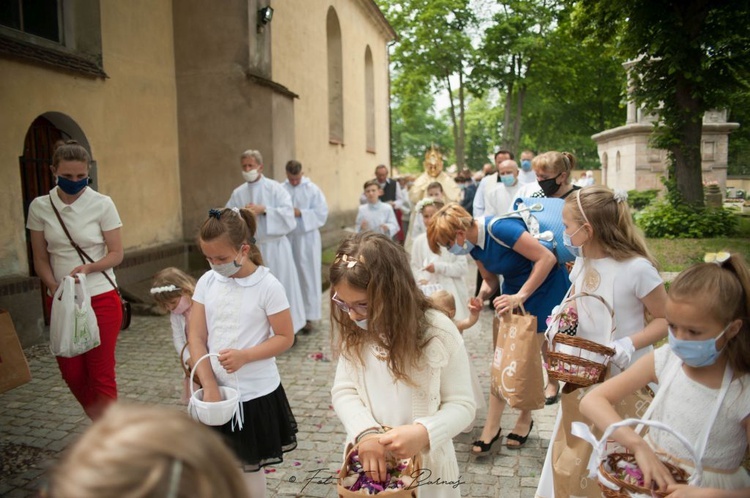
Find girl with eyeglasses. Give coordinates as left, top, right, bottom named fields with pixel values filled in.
left=330, top=231, right=475, bottom=498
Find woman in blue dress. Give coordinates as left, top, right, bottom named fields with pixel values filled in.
left=427, top=203, right=568, bottom=454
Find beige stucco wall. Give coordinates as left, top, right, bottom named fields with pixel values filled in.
left=271, top=0, right=393, bottom=221
left=0, top=0, right=181, bottom=278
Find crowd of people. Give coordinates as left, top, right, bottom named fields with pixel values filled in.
left=28, top=141, right=749, bottom=497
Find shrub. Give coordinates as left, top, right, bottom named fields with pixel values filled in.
left=627, top=189, right=660, bottom=210
left=635, top=200, right=738, bottom=238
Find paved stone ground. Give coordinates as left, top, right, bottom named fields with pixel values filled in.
left=0, top=263, right=561, bottom=497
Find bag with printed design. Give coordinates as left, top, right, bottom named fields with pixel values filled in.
left=552, top=385, right=654, bottom=497
left=490, top=305, right=545, bottom=411
left=50, top=274, right=101, bottom=358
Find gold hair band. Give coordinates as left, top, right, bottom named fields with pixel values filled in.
left=334, top=253, right=365, bottom=268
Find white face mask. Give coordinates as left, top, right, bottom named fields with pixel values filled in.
left=242, top=169, right=260, bottom=183
left=209, top=252, right=244, bottom=278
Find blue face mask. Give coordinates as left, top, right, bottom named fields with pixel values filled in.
left=562, top=226, right=585, bottom=258
left=448, top=239, right=474, bottom=255
left=668, top=324, right=729, bottom=368
left=500, top=174, right=516, bottom=187
left=354, top=318, right=368, bottom=330
left=57, top=176, right=89, bottom=195
left=520, top=160, right=532, bottom=171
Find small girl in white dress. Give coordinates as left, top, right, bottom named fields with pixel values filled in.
left=410, top=199, right=469, bottom=320
left=150, top=267, right=198, bottom=404
left=430, top=289, right=486, bottom=425
left=582, top=253, right=750, bottom=496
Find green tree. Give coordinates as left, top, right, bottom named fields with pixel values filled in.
left=574, top=0, right=750, bottom=206
left=728, top=91, right=750, bottom=176
left=464, top=93, right=500, bottom=170
left=520, top=11, right=625, bottom=168
left=390, top=87, right=452, bottom=172
left=376, top=0, right=476, bottom=168
left=472, top=0, right=560, bottom=153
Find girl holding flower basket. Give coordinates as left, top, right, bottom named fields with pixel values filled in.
left=330, top=232, right=476, bottom=497
left=536, top=186, right=669, bottom=498
left=581, top=253, right=750, bottom=496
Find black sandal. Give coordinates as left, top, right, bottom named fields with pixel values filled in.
left=506, top=420, right=534, bottom=449
left=471, top=427, right=502, bottom=455
left=545, top=382, right=560, bottom=405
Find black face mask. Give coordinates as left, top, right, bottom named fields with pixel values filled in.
left=538, top=174, right=561, bottom=197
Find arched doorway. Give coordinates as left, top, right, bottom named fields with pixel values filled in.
left=19, top=113, right=93, bottom=323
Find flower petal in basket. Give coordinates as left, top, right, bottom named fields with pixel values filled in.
left=572, top=418, right=702, bottom=496
left=337, top=440, right=420, bottom=497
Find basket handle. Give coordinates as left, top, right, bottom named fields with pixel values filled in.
left=546, top=291, right=617, bottom=345
left=189, top=353, right=240, bottom=398
left=572, top=418, right=702, bottom=487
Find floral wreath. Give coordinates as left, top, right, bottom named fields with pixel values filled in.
left=150, top=285, right=180, bottom=294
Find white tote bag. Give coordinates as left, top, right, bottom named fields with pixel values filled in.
left=50, top=274, right=101, bottom=357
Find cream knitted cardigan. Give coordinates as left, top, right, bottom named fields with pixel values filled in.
left=331, top=310, right=476, bottom=485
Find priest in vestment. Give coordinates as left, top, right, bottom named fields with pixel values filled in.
left=282, top=160, right=328, bottom=330
left=226, top=149, right=306, bottom=333
left=404, top=146, right=460, bottom=252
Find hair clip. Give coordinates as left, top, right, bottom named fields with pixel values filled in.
left=231, top=207, right=240, bottom=215
left=150, top=285, right=180, bottom=294
left=208, top=208, right=222, bottom=220
left=613, top=189, right=628, bottom=204
left=335, top=253, right=363, bottom=269
left=704, top=252, right=730, bottom=265
left=249, top=237, right=256, bottom=244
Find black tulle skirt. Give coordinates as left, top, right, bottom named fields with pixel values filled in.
left=214, top=382, right=297, bottom=472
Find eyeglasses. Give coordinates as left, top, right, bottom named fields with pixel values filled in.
left=331, top=293, right=368, bottom=316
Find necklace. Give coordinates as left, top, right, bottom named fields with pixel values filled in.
left=582, top=267, right=601, bottom=292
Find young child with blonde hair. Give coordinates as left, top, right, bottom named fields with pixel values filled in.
left=430, top=289, right=486, bottom=425
left=536, top=185, right=668, bottom=497
left=151, top=267, right=197, bottom=403
left=582, top=253, right=750, bottom=495
left=46, top=403, right=249, bottom=498
left=410, top=199, right=470, bottom=319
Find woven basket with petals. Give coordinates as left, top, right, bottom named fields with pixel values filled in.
left=337, top=432, right=420, bottom=497
left=545, top=292, right=615, bottom=387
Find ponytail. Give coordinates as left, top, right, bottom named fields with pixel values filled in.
left=669, top=253, right=750, bottom=374
left=199, top=208, right=263, bottom=266
left=237, top=209, right=263, bottom=266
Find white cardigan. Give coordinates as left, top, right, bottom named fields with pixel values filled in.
left=331, top=310, right=476, bottom=493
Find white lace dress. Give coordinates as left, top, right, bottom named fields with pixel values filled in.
left=650, top=346, right=750, bottom=490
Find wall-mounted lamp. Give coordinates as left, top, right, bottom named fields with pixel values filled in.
left=258, top=6, right=274, bottom=26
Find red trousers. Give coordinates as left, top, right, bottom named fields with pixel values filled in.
left=47, top=289, right=122, bottom=420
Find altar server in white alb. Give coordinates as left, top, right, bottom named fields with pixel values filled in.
left=282, top=160, right=328, bottom=331
left=226, top=149, right=306, bottom=334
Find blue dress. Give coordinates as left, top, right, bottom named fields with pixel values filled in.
left=470, top=217, right=569, bottom=331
